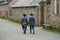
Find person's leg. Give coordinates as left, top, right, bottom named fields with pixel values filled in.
left=30, top=26, right=32, bottom=34
left=24, top=27, right=25, bottom=34
left=32, top=26, right=35, bottom=34
left=24, top=25, right=27, bottom=34
left=22, top=25, right=25, bottom=34
left=24, top=27, right=27, bottom=34
left=22, top=25, right=24, bottom=30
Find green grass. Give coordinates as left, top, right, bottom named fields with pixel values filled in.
left=0, top=17, right=21, bottom=24
left=43, top=26, right=60, bottom=34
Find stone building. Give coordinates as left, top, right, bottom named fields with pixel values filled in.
left=39, top=0, right=60, bottom=28
left=0, top=0, right=17, bottom=18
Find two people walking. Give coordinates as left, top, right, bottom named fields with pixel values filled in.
left=21, top=14, right=35, bottom=34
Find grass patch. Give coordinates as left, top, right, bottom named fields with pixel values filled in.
left=0, top=17, right=21, bottom=24
left=35, top=25, right=40, bottom=27
left=43, top=26, right=60, bottom=34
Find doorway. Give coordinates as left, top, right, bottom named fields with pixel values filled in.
left=41, top=5, right=45, bottom=25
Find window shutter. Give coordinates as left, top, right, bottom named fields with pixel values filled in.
left=57, top=3, right=59, bottom=14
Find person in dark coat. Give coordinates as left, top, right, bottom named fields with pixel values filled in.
left=21, top=14, right=28, bottom=34
left=29, top=14, right=35, bottom=34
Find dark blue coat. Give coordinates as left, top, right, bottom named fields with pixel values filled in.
left=29, top=16, right=35, bottom=26
left=21, top=17, right=28, bottom=25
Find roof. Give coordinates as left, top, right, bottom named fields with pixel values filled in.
left=11, top=0, right=41, bottom=7
left=0, top=0, right=8, bottom=5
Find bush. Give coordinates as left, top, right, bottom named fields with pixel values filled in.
left=43, top=26, right=60, bottom=34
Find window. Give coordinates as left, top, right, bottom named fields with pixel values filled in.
left=47, top=5, right=50, bottom=13
left=5, top=11, right=8, bottom=17
left=10, top=10, right=12, bottom=16
left=0, top=11, right=1, bottom=15
left=57, top=3, right=59, bottom=14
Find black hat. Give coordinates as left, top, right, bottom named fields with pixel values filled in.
left=30, top=14, right=33, bottom=16
left=23, top=14, right=26, bottom=16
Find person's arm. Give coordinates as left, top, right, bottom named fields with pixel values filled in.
left=34, top=17, right=35, bottom=24
left=21, top=19, right=23, bottom=25
left=26, top=19, right=28, bottom=25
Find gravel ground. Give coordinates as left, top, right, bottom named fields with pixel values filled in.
left=0, top=19, right=60, bottom=40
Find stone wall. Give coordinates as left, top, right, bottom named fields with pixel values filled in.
left=46, top=0, right=60, bottom=28
left=9, top=7, right=40, bottom=25
left=39, top=0, right=60, bottom=27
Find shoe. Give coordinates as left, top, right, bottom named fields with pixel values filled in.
left=33, top=32, right=35, bottom=34
left=24, top=31, right=26, bottom=34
